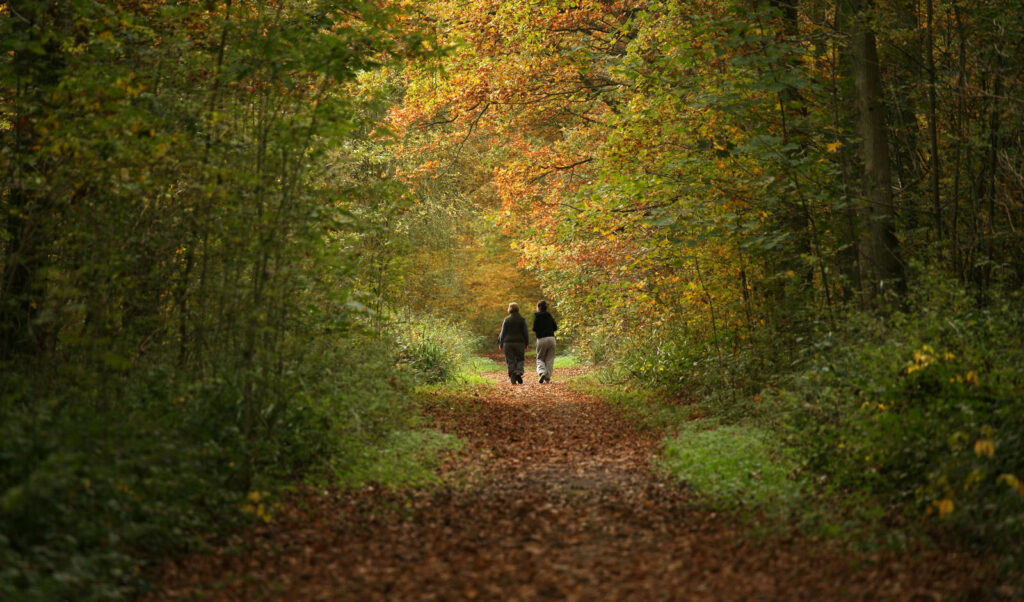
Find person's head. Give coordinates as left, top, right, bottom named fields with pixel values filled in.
left=536, top=300, right=548, bottom=312
left=507, top=302, right=519, bottom=314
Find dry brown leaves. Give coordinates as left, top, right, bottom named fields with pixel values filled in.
left=143, top=361, right=1003, bottom=601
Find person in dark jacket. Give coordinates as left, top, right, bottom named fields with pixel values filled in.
left=498, top=302, right=529, bottom=384
left=531, top=300, right=558, bottom=383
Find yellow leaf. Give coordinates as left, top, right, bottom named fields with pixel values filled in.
left=998, top=474, right=1024, bottom=497
left=826, top=141, right=842, bottom=153
left=973, top=439, right=995, bottom=458
left=963, top=468, right=985, bottom=491
left=934, top=498, right=954, bottom=518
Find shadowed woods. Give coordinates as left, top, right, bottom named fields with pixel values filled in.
left=144, top=359, right=998, bottom=601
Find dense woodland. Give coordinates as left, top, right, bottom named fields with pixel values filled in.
left=1, top=0, right=1023, bottom=599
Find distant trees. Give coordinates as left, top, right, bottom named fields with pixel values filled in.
left=393, top=0, right=1024, bottom=365
left=384, top=0, right=1024, bottom=547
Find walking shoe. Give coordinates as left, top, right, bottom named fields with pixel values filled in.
left=538, top=375, right=544, bottom=383
left=516, top=374, right=524, bottom=384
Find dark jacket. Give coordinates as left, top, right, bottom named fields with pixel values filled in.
left=532, top=311, right=558, bottom=339
left=499, top=313, right=529, bottom=346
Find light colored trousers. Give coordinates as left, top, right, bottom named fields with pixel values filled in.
left=535, top=336, right=556, bottom=379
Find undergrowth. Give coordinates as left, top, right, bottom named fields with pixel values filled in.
left=591, top=266, right=1024, bottom=570
left=575, top=376, right=801, bottom=515
left=0, top=312, right=472, bottom=601
left=389, top=310, right=480, bottom=383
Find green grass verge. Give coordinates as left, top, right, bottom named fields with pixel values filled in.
left=569, top=370, right=691, bottom=431
left=336, top=428, right=463, bottom=489
left=553, top=353, right=583, bottom=369
left=466, top=355, right=501, bottom=373
left=660, top=423, right=802, bottom=512
left=574, top=371, right=801, bottom=514
left=521, top=350, right=583, bottom=367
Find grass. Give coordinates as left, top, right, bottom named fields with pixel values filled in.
left=569, top=370, right=691, bottom=431
left=660, top=423, right=802, bottom=512
left=471, top=351, right=585, bottom=372
left=553, top=353, right=583, bottom=369
left=341, top=429, right=464, bottom=489
left=574, top=369, right=802, bottom=515
left=466, top=355, right=501, bottom=373
left=415, top=357, right=497, bottom=396
left=520, top=350, right=584, bottom=368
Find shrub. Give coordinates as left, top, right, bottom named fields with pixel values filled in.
left=388, top=310, right=479, bottom=383
left=765, top=271, right=1024, bottom=551
left=0, top=326, right=460, bottom=599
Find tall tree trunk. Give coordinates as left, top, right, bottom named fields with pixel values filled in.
left=982, top=67, right=1002, bottom=295
left=890, top=0, right=924, bottom=216
left=842, top=0, right=906, bottom=299
left=925, top=0, right=942, bottom=244
left=832, top=6, right=864, bottom=303
left=950, top=4, right=966, bottom=280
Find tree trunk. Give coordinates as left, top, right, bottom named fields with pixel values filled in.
left=841, top=0, right=906, bottom=299
left=925, top=0, right=942, bottom=244
left=832, top=6, right=864, bottom=303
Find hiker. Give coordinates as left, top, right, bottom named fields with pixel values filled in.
left=497, top=302, right=529, bottom=384
left=532, top=300, right=558, bottom=383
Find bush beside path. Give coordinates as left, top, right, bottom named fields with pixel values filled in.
left=144, top=360, right=1001, bottom=600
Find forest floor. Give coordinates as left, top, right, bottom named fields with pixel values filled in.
left=145, top=357, right=1005, bottom=601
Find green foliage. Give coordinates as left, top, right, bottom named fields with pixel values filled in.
left=661, top=424, right=802, bottom=512
left=599, top=318, right=778, bottom=425
left=0, top=1, right=449, bottom=599
left=0, top=328, right=448, bottom=600
left=466, top=355, right=501, bottom=374
left=388, top=310, right=479, bottom=384
left=0, top=376, right=241, bottom=600
left=766, top=271, right=1024, bottom=551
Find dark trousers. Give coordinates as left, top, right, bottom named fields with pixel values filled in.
left=503, top=342, right=526, bottom=380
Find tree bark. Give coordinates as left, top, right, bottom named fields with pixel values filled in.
left=841, top=0, right=906, bottom=299
left=925, top=0, right=942, bottom=244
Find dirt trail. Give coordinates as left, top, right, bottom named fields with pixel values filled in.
left=147, top=360, right=1000, bottom=600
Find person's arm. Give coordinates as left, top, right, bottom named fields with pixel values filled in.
left=552, top=315, right=558, bottom=333
left=498, top=318, right=507, bottom=348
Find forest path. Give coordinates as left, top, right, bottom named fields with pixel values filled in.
left=147, top=358, right=996, bottom=600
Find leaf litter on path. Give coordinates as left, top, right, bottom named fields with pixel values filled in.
left=144, top=363, right=1004, bottom=600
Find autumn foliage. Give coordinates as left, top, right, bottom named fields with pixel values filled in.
left=390, top=0, right=1024, bottom=559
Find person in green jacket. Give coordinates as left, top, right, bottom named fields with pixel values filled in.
left=498, top=302, right=529, bottom=384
